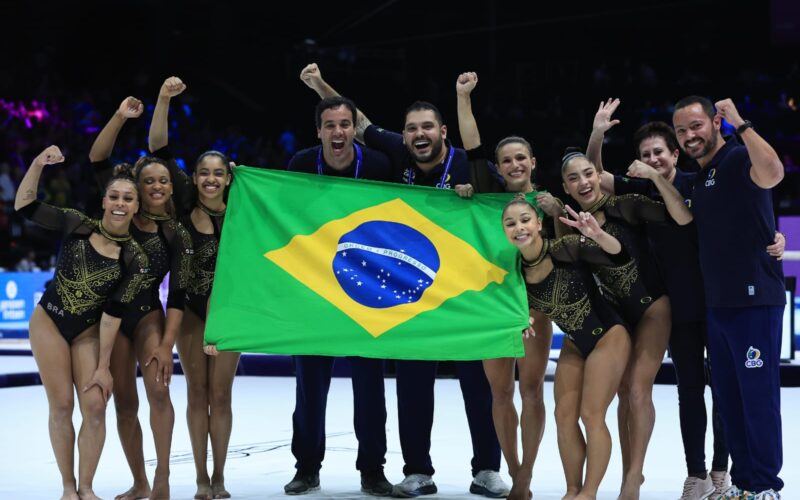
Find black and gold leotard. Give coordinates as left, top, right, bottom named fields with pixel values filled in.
left=18, top=201, right=149, bottom=343
left=152, top=146, right=224, bottom=321
left=182, top=215, right=222, bottom=320
left=524, top=234, right=628, bottom=357
left=117, top=220, right=193, bottom=338
left=93, top=160, right=194, bottom=338
left=587, top=193, right=667, bottom=326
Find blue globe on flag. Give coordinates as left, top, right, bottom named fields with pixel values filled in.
left=333, top=221, right=440, bottom=308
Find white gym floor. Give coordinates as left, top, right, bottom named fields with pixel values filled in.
left=0, top=363, right=798, bottom=499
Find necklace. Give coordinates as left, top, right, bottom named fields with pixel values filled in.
left=140, top=210, right=171, bottom=222
left=198, top=200, right=226, bottom=217
left=521, top=239, right=549, bottom=268
left=586, top=194, right=609, bottom=215
left=98, top=221, right=132, bottom=242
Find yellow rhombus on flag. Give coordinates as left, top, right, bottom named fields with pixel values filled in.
left=204, top=167, right=528, bottom=360
left=265, top=198, right=508, bottom=337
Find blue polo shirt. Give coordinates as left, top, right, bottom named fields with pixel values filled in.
left=614, top=171, right=705, bottom=323
left=691, top=136, right=785, bottom=308
left=287, top=144, right=392, bottom=181
left=363, top=124, right=470, bottom=188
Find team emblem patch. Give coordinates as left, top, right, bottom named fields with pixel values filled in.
left=745, top=346, right=764, bottom=368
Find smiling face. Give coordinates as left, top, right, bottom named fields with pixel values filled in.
left=496, top=141, right=535, bottom=192
left=193, top=155, right=230, bottom=202
left=673, top=103, right=721, bottom=164
left=403, top=109, right=447, bottom=164
left=502, top=202, right=542, bottom=249
left=562, top=156, right=601, bottom=209
left=637, top=135, right=679, bottom=181
left=102, top=179, right=139, bottom=233
left=317, top=105, right=356, bottom=169
left=137, top=162, right=173, bottom=211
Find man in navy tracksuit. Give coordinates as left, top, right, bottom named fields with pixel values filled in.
left=673, top=96, right=785, bottom=499
left=298, top=63, right=506, bottom=499
left=285, top=96, right=394, bottom=496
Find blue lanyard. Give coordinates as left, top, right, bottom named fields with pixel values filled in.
left=406, top=145, right=455, bottom=189
left=317, top=143, right=362, bottom=178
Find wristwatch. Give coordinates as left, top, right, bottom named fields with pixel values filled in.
left=736, top=120, right=753, bottom=134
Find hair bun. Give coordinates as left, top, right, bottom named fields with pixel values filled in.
left=112, top=162, right=135, bottom=178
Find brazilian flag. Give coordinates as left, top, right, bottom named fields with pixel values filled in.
left=204, top=167, right=528, bottom=360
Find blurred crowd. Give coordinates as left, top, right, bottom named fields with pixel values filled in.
left=2, top=58, right=799, bottom=271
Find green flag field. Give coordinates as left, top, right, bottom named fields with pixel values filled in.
left=204, top=167, right=529, bottom=360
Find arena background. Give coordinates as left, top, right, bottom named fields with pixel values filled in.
left=1, top=1, right=800, bottom=499
left=2, top=0, right=798, bottom=348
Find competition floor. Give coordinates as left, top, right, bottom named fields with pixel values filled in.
left=1, top=364, right=798, bottom=499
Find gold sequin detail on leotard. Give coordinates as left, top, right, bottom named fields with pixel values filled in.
left=187, top=238, right=218, bottom=296
left=171, top=220, right=195, bottom=290
left=526, top=267, right=592, bottom=333
left=595, top=258, right=638, bottom=299
left=55, top=239, right=121, bottom=315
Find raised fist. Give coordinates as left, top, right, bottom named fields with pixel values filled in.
left=34, top=145, right=65, bottom=167
left=118, top=96, right=144, bottom=118
left=714, top=98, right=744, bottom=129
left=160, top=76, right=186, bottom=98
left=456, top=72, right=478, bottom=96
left=626, top=159, right=657, bottom=180
left=300, top=63, right=323, bottom=89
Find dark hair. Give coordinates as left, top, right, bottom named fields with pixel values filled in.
left=105, top=164, right=140, bottom=201
left=315, top=96, right=357, bottom=129
left=495, top=136, right=539, bottom=187
left=404, top=101, right=444, bottom=128
left=502, top=192, right=539, bottom=218
left=560, top=146, right=592, bottom=175
left=495, top=136, right=533, bottom=160
left=196, top=150, right=231, bottom=172
left=132, top=156, right=170, bottom=178
left=128, top=156, right=177, bottom=215
left=112, top=162, right=135, bottom=178
left=674, top=95, right=715, bottom=120
left=632, top=121, right=679, bottom=156
left=195, top=150, right=233, bottom=202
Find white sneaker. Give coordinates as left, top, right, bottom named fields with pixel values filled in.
left=680, top=475, right=715, bottom=499
left=469, top=470, right=510, bottom=498
left=711, top=470, right=732, bottom=496
left=714, top=484, right=743, bottom=500
left=392, top=474, right=437, bottom=497
left=744, top=490, right=781, bottom=500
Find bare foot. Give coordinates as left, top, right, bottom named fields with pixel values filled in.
left=561, top=489, right=580, bottom=500
left=509, top=468, right=532, bottom=500
left=574, top=493, right=596, bottom=500
left=617, top=474, right=644, bottom=500
left=115, top=484, right=152, bottom=500
left=78, top=488, right=103, bottom=500
left=150, top=473, right=170, bottom=500
left=211, top=481, right=231, bottom=499
left=61, top=490, right=81, bottom=500
left=194, top=483, right=212, bottom=500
